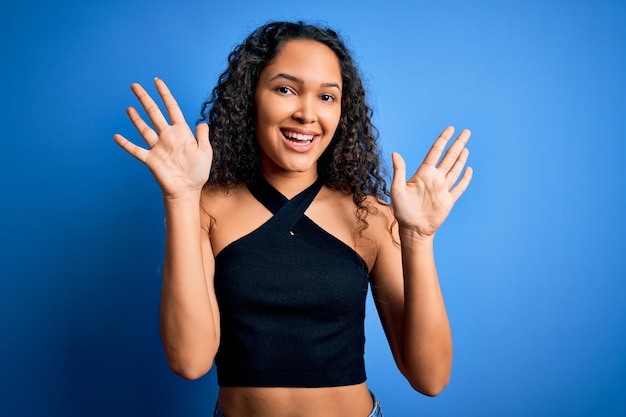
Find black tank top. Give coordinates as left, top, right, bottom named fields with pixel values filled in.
left=214, top=177, right=370, bottom=387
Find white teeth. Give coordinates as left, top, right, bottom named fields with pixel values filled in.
left=282, top=130, right=314, bottom=142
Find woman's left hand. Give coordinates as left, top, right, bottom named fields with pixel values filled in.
left=390, top=126, right=473, bottom=238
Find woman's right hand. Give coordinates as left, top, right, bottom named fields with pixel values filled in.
left=113, top=78, right=212, bottom=201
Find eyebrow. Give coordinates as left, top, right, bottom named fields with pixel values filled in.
left=269, top=73, right=342, bottom=91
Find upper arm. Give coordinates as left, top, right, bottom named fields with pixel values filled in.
left=367, top=203, right=409, bottom=375
left=200, top=190, right=220, bottom=336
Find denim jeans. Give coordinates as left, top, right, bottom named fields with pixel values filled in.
left=213, top=392, right=384, bottom=417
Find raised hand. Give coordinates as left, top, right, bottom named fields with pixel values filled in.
left=390, top=126, right=473, bottom=238
left=113, top=78, right=212, bottom=200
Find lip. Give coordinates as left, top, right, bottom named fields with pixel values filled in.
left=280, top=127, right=320, bottom=152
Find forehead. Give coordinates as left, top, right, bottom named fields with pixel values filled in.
left=260, top=39, right=342, bottom=85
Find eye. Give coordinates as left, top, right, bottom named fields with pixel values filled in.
left=319, top=93, right=336, bottom=103
left=275, top=85, right=295, bottom=95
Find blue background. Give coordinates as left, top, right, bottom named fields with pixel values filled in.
left=1, top=0, right=625, bottom=416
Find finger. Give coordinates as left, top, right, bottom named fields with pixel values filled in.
left=130, top=82, right=169, bottom=132
left=450, top=166, right=473, bottom=203
left=391, top=152, right=407, bottom=191
left=422, top=126, right=455, bottom=166
left=127, top=106, right=159, bottom=147
left=438, top=128, right=471, bottom=173
left=155, top=77, right=187, bottom=125
left=196, top=123, right=212, bottom=153
left=113, top=133, right=150, bottom=163
left=445, top=147, right=470, bottom=189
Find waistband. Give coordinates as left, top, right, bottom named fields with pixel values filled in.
left=213, top=391, right=383, bottom=416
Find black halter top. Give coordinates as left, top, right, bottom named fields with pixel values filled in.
left=213, top=177, right=370, bottom=387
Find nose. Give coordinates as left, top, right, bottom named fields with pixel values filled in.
left=292, top=95, right=317, bottom=124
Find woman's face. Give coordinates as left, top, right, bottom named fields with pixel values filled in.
left=254, top=39, right=342, bottom=178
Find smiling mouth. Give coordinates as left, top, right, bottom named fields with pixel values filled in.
left=281, top=129, right=315, bottom=144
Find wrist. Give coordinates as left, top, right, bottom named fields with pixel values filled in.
left=162, top=190, right=202, bottom=210
left=398, top=226, right=435, bottom=247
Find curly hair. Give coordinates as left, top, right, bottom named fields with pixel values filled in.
left=200, top=21, right=389, bottom=227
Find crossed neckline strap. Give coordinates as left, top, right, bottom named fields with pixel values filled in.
left=246, top=176, right=324, bottom=231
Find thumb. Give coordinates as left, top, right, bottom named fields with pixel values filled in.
left=196, top=123, right=211, bottom=152
left=391, top=152, right=407, bottom=191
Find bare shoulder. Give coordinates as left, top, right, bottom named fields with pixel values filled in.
left=200, top=183, right=274, bottom=256
left=362, top=195, right=394, bottom=224
left=308, top=189, right=397, bottom=271
left=200, top=184, right=247, bottom=229
left=358, top=195, right=402, bottom=284
left=360, top=195, right=397, bottom=244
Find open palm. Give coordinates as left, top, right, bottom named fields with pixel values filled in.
left=390, top=127, right=473, bottom=237
left=113, top=78, right=212, bottom=200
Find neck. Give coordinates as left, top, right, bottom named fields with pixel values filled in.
left=259, top=167, right=319, bottom=199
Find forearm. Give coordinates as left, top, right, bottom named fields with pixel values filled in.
left=399, top=227, right=452, bottom=395
left=160, top=193, right=219, bottom=379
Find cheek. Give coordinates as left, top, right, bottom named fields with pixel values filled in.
left=254, top=92, right=275, bottom=123
left=324, top=109, right=342, bottom=134
left=255, top=106, right=275, bottom=133
left=257, top=96, right=293, bottom=126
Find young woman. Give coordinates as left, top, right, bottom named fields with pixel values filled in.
left=114, top=21, right=472, bottom=417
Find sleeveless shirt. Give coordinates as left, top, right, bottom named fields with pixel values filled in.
left=213, top=177, right=370, bottom=388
